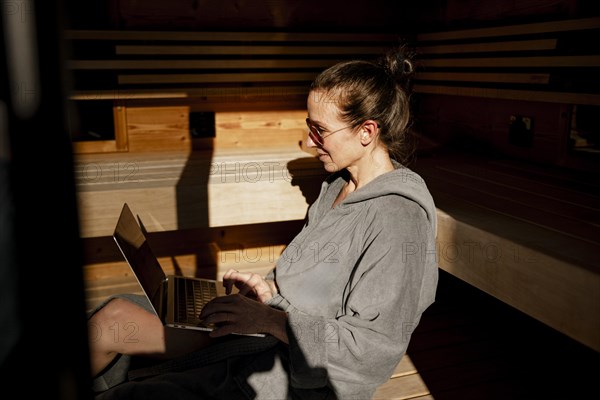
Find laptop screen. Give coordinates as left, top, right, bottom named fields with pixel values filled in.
left=113, top=203, right=166, bottom=312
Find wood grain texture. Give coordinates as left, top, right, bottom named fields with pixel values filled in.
left=412, top=152, right=600, bottom=352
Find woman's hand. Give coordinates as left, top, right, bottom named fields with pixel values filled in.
left=222, top=269, right=278, bottom=303
left=199, top=294, right=288, bottom=343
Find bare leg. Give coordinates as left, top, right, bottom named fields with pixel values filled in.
left=88, top=297, right=215, bottom=377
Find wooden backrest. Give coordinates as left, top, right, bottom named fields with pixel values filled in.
left=412, top=17, right=600, bottom=105
left=64, top=29, right=405, bottom=154
left=64, top=29, right=402, bottom=103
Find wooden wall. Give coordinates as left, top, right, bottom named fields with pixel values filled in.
left=408, top=1, right=600, bottom=172
left=63, top=0, right=598, bottom=173
left=64, top=0, right=586, bottom=32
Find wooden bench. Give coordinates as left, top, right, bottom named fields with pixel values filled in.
left=74, top=110, right=329, bottom=311
left=406, top=16, right=600, bottom=353
left=373, top=270, right=600, bottom=399
left=412, top=151, right=600, bottom=351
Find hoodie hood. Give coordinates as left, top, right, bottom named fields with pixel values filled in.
left=328, top=160, right=437, bottom=236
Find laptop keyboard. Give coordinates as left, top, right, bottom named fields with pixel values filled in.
left=174, top=277, right=217, bottom=324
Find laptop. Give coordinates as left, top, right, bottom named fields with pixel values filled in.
left=113, top=203, right=263, bottom=336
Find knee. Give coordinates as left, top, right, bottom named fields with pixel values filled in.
left=90, top=298, right=132, bottom=326
left=88, top=298, right=135, bottom=345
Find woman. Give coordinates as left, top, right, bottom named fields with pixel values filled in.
left=89, top=47, right=439, bottom=399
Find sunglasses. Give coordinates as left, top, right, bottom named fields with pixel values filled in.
left=306, top=118, right=353, bottom=147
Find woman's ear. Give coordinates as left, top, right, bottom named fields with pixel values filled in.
left=360, top=120, right=379, bottom=145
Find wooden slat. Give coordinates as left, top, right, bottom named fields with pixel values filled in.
left=118, top=72, right=319, bottom=85
left=125, top=105, right=191, bottom=152
left=413, top=18, right=600, bottom=105
left=68, top=59, right=344, bottom=70
left=432, top=159, right=600, bottom=208
left=83, top=245, right=280, bottom=312
left=213, top=110, right=308, bottom=149
left=65, top=29, right=398, bottom=106
left=114, top=105, right=128, bottom=151
left=412, top=153, right=600, bottom=267
left=417, top=150, right=600, bottom=256
left=417, top=169, right=600, bottom=243
left=416, top=72, right=550, bottom=84
left=487, top=159, right=600, bottom=195
left=70, top=106, right=128, bottom=154
left=65, top=29, right=400, bottom=42
left=417, top=16, right=600, bottom=41
left=71, top=139, right=124, bottom=154
left=417, top=38, right=557, bottom=54
left=371, top=373, right=431, bottom=400
left=83, top=106, right=312, bottom=154
left=69, top=86, right=310, bottom=101
left=390, top=355, right=417, bottom=378
left=80, top=220, right=302, bottom=268
left=74, top=129, right=323, bottom=237
left=414, top=85, right=600, bottom=106
left=116, top=45, right=389, bottom=56
left=421, top=55, right=600, bottom=68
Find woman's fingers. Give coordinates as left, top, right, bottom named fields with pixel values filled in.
left=222, top=268, right=238, bottom=294
left=198, top=294, right=288, bottom=342
left=237, top=272, right=264, bottom=295
left=199, top=294, right=266, bottom=337
left=222, top=269, right=250, bottom=294
left=221, top=270, right=275, bottom=302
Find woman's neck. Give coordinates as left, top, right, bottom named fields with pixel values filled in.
left=333, top=149, right=394, bottom=208
left=346, top=148, right=394, bottom=191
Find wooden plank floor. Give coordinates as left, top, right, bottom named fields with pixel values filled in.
left=373, top=270, right=600, bottom=399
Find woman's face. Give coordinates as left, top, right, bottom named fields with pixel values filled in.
left=306, top=90, right=363, bottom=173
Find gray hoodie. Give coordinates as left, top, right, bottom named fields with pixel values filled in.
left=264, top=162, right=439, bottom=399
left=93, top=163, right=439, bottom=400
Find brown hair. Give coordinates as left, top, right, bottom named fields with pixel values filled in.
left=310, top=46, right=416, bottom=165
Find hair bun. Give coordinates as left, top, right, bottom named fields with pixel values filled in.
left=378, top=45, right=415, bottom=92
